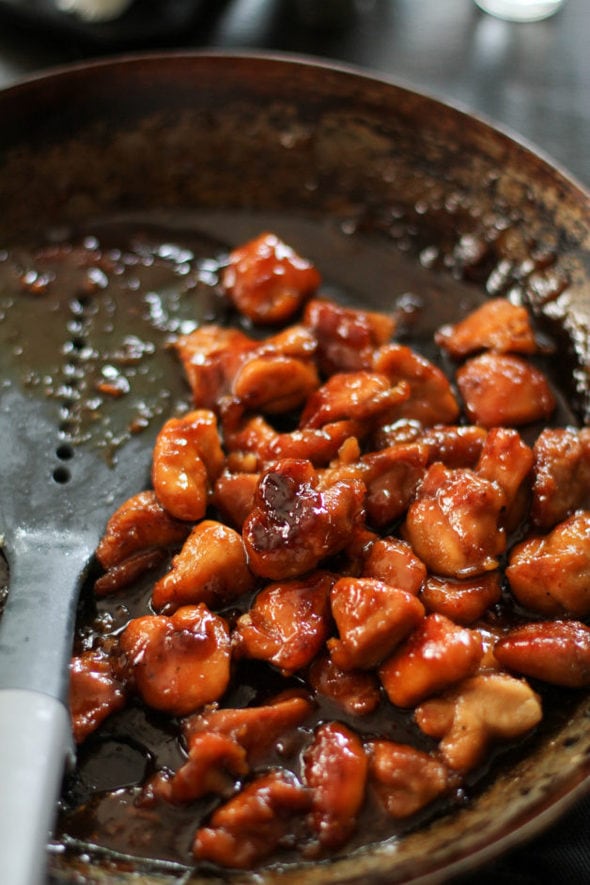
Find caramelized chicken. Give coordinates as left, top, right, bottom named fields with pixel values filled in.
left=373, top=343, right=460, bottom=426
left=420, top=572, right=502, bottom=624
left=380, top=614, right=483, bottom=708
left=146, top=733, right=248, bottom=805
left=232, top=353, right=320, bottom=415
left=506, top=512, right=590, bottom=617
left=361, top=537, right=427, bottom=596
left=242, top=459, right=365, bottom=580
left=303, top=297, right=395, bottom=375
left=221, top=231, right=321, bottom=325
left=303, top=722, right=368, bottom=850
left=118, top=604, right=231, bottom=716
left=212, top=471, right=260, bottom=529
left=233, top=571, right=334, bottom=675
left=494, top=620, right=590, bottom=687
left=95, top=490, right=188, bottom=572
left=420, top=424, right=487, bottom=469
left=194, top=770, right=312, bottom=868
left=403, top=462, right=506, bottom=578
left=173, top=324, right=255, bottom=409
left=151, top=409, right=225, bottom=522
left=435, top=298, right=538, bottom=359
left=328, top=577, right=425, bottom=671
left=530, top=427, right=590, bottom=529
left=64, top=233, right=584, bottom=871
left=300, top=371, right=409, bottom=430
left=69, top=650, right=127, bottom=744
left=367, top=740, right=450, bottom=818
left=456, top=352, right=555, bottom=427
left=415, top=672, right=542, bottom=771
left=307, top=654, right=381, bottom=716
left=152, top=519, right=255, bottom=612
left=183, top=692, right=314, bottom=764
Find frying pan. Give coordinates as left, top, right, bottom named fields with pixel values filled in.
left=0, top=51, right=589, bottom=885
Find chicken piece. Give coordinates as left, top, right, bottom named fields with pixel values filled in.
left=303, top=297, right=395, bottom=375
left=415, top=672, right=542, bottom=772
left=494, top=620, right=590, bottom=688
left=118, top=604, right=231, bottom=716
left=221, top=413, right=276, bottom=464
left=184, top=692, right=313, bottom=759
left=212, top=471, right=260, bottom=529
left=152, top=519, right=255, bottom=612
left=232, top=353, right=320, bottom=415
left=420, top=572, right=502, bottom=624
left=371, top=417, right=423, bottom=451
left=322, top=443, right=428, bottom=529
left=69, top=650, right=127, bottom=743
left=476, top=427, right=533, bottom=504
left=255, top=322, right=318, bottom=361
left=221, top=232, right=321, bottom=325
left=93, top=548, right=167, bottom=597
left=242, top=459, right=365, bottom=580
left=194, top=769, right=312, bottom=868
left=151, top=409, right=225, bottom=522
left=456, top=352, right=555, bottom=427
left=506, top=512, right=590, bottom=617
left=435, top=298, right=538, bottom=359
left=530, top=427, right=590, bottom=529
left=361, top=537, right=427, bottom=596
left=146, top=733, right=248, bottom=805
left=302, top=721, right=368, bottom=850
left=353, top=443, right=429, bottom=528
left=233, top=571, right=334, bottom=675
left=173, top=324, right=255, bottom=409
left=373, top=343, right=460, bottom=426
left=265, top=421, right=364, bottom=468
left=402, top=461, right=506, bottom=578
left=367, top=740, right=449, bottom=818
left=299, top=371, right=409, bottom=430
left=328, top=577, right=425, bottom=671
left=95, top=490, right=189, bottom=571
left=420, top=424, right=487, bottom=469
left=380, top=614, right=483, bottom=708
left=307, top=653, right=381, bottom=716
left=337, top=524, right=380, bottom=577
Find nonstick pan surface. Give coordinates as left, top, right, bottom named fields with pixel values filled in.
left=0, top=51, right=589, bottom=885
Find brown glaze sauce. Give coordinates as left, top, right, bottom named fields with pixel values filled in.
left=0, top=211, right=581, bottom=875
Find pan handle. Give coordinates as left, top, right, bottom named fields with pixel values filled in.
left=0, top=690, right=72, bottom=885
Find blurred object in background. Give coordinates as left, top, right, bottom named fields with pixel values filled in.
left=55, top=0, right=134, bottom=22
left=474, top=0, right=567, bottom=21
left=0, top=0, right=213, bottom=45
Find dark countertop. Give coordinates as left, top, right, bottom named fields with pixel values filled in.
left=0, top=1, right=588, bottom=883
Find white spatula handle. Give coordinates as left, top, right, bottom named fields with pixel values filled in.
left=0, top=690, right=71, bottom=885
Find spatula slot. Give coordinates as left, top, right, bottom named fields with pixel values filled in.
left=52, top=466, right=71, bottom=484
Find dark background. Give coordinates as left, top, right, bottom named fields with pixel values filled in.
left=0, top=1, right=588, bottom=882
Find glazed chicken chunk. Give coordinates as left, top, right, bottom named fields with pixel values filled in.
left=506, top=511, right=590, bottom=617
left=221, top=231, right=321, bottom=325
left=118, top=604, right=231, bottom=716
left=435, top=297, right=539, bottom=359
left=415, top=672, right=542, bottom=771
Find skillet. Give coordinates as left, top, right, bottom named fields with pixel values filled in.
left=0, top=51, right=589, bottom=885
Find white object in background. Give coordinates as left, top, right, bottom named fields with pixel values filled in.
left=474, top=0, right=566, bottom=21
left=56, top=0, right=134, bottom=22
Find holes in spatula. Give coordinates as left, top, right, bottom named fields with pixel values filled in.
left=56, top=443, right=74, bottom=461
left=52, top=465, right=71, bottom=484
left=52, top=443, right=75, bottom=484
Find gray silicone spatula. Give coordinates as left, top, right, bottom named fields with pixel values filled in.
left=0, top=239, right=200, bottom=884
left=0, top=384, right=158, bottom=885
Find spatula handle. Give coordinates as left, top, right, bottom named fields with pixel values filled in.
left=0, top=690, right=71, bottom=885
